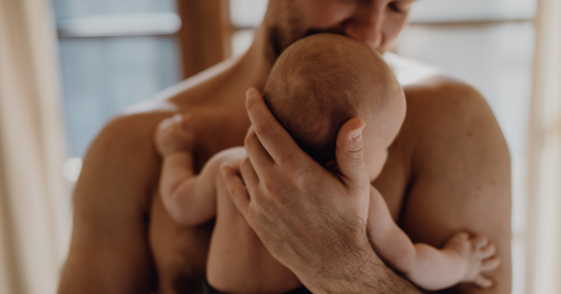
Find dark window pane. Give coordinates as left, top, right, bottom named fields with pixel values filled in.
left=58, top=36, right=180, bottom=157
left=53, top=0, right=181, bottom=158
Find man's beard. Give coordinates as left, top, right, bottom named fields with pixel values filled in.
left=269, top=26, right=346, bottom=59
left=266, top=0, right=345, bottom=59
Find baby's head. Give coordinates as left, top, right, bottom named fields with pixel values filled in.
left=263, top=34, right=406, bottom=181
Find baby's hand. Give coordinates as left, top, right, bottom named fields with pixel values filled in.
left=444, top=232, right=501, bottom=289
left=154, top=113, right=195, bottom=156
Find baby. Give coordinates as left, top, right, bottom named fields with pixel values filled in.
left=154, top=34, right=501, bottom=293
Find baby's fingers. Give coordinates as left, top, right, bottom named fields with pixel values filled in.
left=481, top=243, right=496, bottom=259
left=157, top=116, right=175, bottom=132
left=481, top=257, right=501, bottom=272
left=179, top=113, right=192, bottom=129
left=166, top=113, right=194, bottom=138
left=474, top=275, right=494, bottom=289
left=157, top=114, right=185, bottom=135
left=471, top=234, right=489, bottom=249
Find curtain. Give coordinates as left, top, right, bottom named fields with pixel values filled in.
left=0, top=0, right=70, bottom=293
left=526, top=0, right=561, bottom=292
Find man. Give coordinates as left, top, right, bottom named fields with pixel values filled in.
left=58, top=0, right=512, bottom=293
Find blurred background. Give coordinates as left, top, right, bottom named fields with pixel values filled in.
left=0, top=0, right=559, bottom=293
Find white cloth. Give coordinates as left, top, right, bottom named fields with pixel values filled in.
left=527, top=0, right=561, bottom=293
left=0, top=0, right=70, bottom=293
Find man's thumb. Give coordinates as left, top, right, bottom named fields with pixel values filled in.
left=335, top=118, right=368, bottom=186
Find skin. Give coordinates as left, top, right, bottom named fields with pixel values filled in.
left=57, top=0, right=512, bottom=293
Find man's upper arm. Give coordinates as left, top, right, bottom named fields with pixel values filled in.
left=400, top=78, right=512, bottom=293
left=58, top=113, right=167, bottom=293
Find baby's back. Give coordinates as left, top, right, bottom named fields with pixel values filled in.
left=206, top=148, right=302, bottom=293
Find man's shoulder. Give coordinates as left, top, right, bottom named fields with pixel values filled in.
left=384, top=53, right=490, bottom=123
left=405, top=74, right=486, bottom=105
left=83, top=100, right=186, bottom=183
left=403, top=75, right=495, bottom=134
left=95, top=108, right=173, bottom=155
left=94, top=88, right=208, bottom=156
left=399, top=75, right=509, bottom=169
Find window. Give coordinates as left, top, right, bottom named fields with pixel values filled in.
left=53, top=0, right=182, bottom=161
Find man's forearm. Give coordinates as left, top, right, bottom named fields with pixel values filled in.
left=310, top=237, right=424, bottom=294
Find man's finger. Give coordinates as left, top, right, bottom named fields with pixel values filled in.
left=335, top=118, right=368, bottom=187
left=245, top=88, right=306, bottom=166
left=240, top=157, right=260, bottom=190
left=221, top=163, right=250, bottom=218
left=244, top=127, right=274, bottom=178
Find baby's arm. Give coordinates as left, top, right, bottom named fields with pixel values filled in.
left=155, top=114, right=221, bottom=226
left=367, top=186, right=501, bottom=291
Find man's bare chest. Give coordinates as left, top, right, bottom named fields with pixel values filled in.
left=147, top=107, right=411, bottom=293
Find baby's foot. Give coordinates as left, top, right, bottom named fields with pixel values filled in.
left=443, top=232, right=501, bottom=288
left=154, top=113, right=195, bottom=156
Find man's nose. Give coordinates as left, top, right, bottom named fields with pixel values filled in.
left=343, top=3, right=384, bottom=48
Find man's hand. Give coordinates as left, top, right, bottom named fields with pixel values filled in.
left=221, top=88, right=421, bottom=293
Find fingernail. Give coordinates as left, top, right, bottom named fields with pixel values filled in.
left=246, top=88, right=257, bottom=97
left=351, top=127, right=364, bottom=139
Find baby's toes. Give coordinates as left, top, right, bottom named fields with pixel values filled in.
left=474, top=274, right=494, bottom=289
left=480, top=256, right=501, bottom=272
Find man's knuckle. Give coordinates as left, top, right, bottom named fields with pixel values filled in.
left=254, top=121, right=272, bottom=136
left=346, top=148, right=363, bottom=160
left=292, top=170, right=309, bottom=189
left=263, top=178, right=277, bottom=195
left=251, top=192, right=265, bottom=210
left=277, top=152, right=295, bottom=166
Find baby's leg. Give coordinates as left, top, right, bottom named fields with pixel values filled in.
left=366, top=186, right=500, bottom=291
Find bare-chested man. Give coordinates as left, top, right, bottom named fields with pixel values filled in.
left=58, top=1, right=512, bottom=293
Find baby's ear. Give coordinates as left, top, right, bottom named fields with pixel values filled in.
left=323, top=159, right=338, bottom=172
